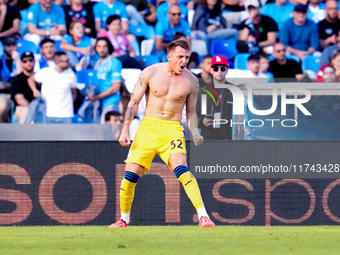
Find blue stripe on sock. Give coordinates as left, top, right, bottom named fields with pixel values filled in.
left=174, top=165, right=189, bottom=178
left=124, top=171, right=139, bottom=183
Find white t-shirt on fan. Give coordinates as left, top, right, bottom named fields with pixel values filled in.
left=35, top=67, right=77, bottom=118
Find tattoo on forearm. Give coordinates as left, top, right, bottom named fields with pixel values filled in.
left=124, top=106, right=135, bottom=123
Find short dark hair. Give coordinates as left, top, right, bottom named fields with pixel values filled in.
left=106, top=14, right=121, bottom=26
left=40, top=38, right=55, bottom=47
left=258, top=52, right=269, bottom=60
left=105, top=111, right=122, bottom=121
left=95, top=37, right=114, bottom=55
left=53, top=51, right=67, bottom=60
left=174, top=32, right=186, bottom=40
left=202, top=54, right=213, bottom=61
left=166, top=39, right=190, bottom=54
left=248, top=54, right=260, bottom=62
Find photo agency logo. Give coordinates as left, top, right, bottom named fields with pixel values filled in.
left=198, top=83, right=312, bottom=128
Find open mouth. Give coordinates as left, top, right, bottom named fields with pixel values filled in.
left=180, top=65, right=185, bottom=70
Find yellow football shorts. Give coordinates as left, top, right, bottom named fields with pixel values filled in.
left=125, top=116, right=187, bottom=173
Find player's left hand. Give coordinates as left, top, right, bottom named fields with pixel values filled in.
left=193, top=134, right=204, bottom=146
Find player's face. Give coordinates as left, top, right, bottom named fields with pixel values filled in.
left=107, top=19, right=121, bottom=35
left=168, top=46, right=190, bottom=75
left=21, top=57, right=35, bottom=72
left=210, top=65, right=228, bottom=83
left=96, top=40, right=109, bottom=58
left=41, top=42, right=56, bottom=60
left=70, top=22, right=85, bottom=39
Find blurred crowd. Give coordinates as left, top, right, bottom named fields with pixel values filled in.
left=0, top=0, right=339, bottom=129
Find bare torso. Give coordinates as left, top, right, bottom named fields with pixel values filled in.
left=143, top=63, right=196, bottom=122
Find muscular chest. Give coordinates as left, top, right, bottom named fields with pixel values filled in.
left=149, top=75, right=190, bottom=101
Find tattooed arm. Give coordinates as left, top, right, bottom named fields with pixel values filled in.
left=119, top=70, right=150, bottom=146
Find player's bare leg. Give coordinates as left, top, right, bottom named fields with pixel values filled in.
left=170, top=153, right=215, bottom=227
left=109, top=163, right=144, bottom=228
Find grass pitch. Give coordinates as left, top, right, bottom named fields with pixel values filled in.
left=1, top=226, right=340, bottom=255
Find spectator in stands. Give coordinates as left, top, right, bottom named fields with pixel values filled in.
left=34, top=38, right=56, bottom=71
left=237, top=0, right=278, bottom=54
left=317, top=50, right=340, bottom=82
left=0, top=36, right=22, bottom=83
left=27, top=52, right=78, bottom=123
left=268, top=42, right=305, bottom=82
left=197, top=55, right=233, bottom=140
left=98, top=15, right=145, bottom=69
left=220, top=0, right=247, bottom=29
left=10, top=51, right=35, bottom=123
left=60, top=21, right=92, bottom=69
left=196, top=54, right=212, bottom=84
left=191, top=0, right=238, bottom=44
left=105, top=110, right=123, bottom=139
left=157, top=0, right=188, bottom=21
left=241, top=53, right=268, bottom=79
left=259, top=52, right=274, bottom=81
left=320, top=30, right=340, bottom=67
left=90, top=37, right=122, bottom=124
left=280, top=4, right=319, bottom=61
left=63, top=0, right=95, bottom=37
left=307, top=0, right=326, bottom=23
left=260, top=0, right=295, bottom=31
left=120, top=0, right=157, bottom=26
left=154, top=5, right=191, bottom=59
left=24, top=0, right=67, bottom=48
left=321, top=65, right=336, bottom=82
left=0, top=36, right=20, bottom=122
left=318, top=0, right=340, bottom=50
left=93, top=0, right=129, bottom=34
left=0, top=0, right=21, bottom=40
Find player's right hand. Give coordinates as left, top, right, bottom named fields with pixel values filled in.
left=193, top=134, right=204, bottom=146
left=119, top=132, right=131, bottom=146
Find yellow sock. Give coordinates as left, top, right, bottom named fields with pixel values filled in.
left=120, top=178, right=137, bottom=213
left=178, top=171, right=204, bottom=210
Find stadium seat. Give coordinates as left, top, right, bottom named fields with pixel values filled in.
left=141, top=39, right=154, bottom=56
left=191, top=39, right=207, bottom=56
left=121, top=68, right=142, bottom=93
left=210, top=39, right=238, bottom=60
left=128, top=24, right=155, bottom=39
left=76, top=69, right=97, bottom=86
left=138, top=55, right=160, bottom=66
left=130, top=40, right=141, bottom=56
left=0, top=40, right=3, bottom=58
left=54, top=40, right=62, bottom=52
left=286, top=54, right=300, bottom=63
left=10, top=102, right=19, bottom=124
left=302, top=55, right=321, bottom=73
left=17, top=39, right=36, bottom=55
left=234, top=53, right=250, bottom=70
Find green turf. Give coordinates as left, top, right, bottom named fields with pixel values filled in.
left=1, top=226, right=340, bottom=255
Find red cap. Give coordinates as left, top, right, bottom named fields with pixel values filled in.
left=211, top=55, right=229, bottom=67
